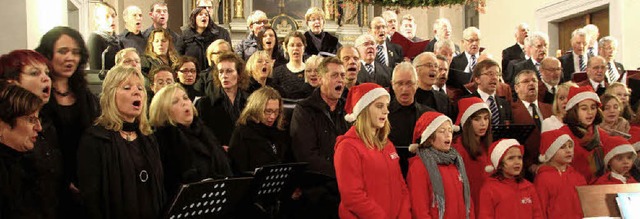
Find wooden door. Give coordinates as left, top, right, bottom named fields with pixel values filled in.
left=557, top=7, right=609, bottom=55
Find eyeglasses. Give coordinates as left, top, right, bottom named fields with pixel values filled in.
left=179, top=69, right=197, bottom=74
left=264, top=109, right=280, bottom=116
left=122, top=58, right=140, bottom=65
left=543, top=67, right=562, bottom=72
left=416, top=63, right=439, bottom=69
left=253, top=20, right=269, bottom=25
left=480, top=71, right=501, bottom=77
left=517, top=78, right=538, bottom=84
left=22, top=115, right=41, bottom=126
left=464, top=38, right=480, bottom=43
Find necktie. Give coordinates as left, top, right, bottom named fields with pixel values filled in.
left=439, top=88, right=446, bottom=95
left=470, top=55, right=477, bottom=72
left=551, top=86, right=556, bottom=95
left=530, top=103, right=541, bottom=128
left=376, top=44, right=387, bottom=66
left=588, top=48, right=595, bottom=58
left=488, top=96, right=500, bottom=126
left=608, top=62, right=619, bottom=82
left=579, top=55, right=586, bottom=72
left=365, top=63, right=374, bottom=75
left=597, top=84, right=605, bottom=95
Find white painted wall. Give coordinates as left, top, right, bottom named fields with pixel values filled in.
left=0, top=0, right=27, bottom=54
left=26, top=0, right=68, bottom=49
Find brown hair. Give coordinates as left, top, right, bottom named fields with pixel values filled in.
left=212, top=52, right=249, bottom=91
left=172, top=56, right=198, bottom=73
left=148, top=65, right=175, bottom=83
left=145, top=28, right=180, bottom=66
left=237, top=86, right=285, bottom=130
left=317, top=56, right=343, bottom=77
left=472, top=59, right=501, bottom=80
left=0, top=82, right=43, bottom=128
left=461, top=109, right=493, bottom=160
left=563, top=101, right=604, bottom=138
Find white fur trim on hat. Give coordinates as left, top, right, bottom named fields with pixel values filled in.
left=487, top=139, right=520, bottom=173
left=419, top=115, right=452, bottom=145
left=539, top=134, right=573, bottom=163
left=461, top=102, right=490, bottom=127
left=565, top=91, right=600, bottom=111
left=604, top=144, right=637, bottom=168
left=344, top=87, right=389, bottom=122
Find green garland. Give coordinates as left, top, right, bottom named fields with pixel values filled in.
left=346, top=0, right=468, bottom=7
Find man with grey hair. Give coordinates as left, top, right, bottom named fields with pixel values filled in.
left=501, top=23, right=529, bottom=72
left=584, top=24, right=600, bottom=57
left=381, top=10, right=398, bottom=39
left=388, top=62, right=433, bottom=176
left=538, top=57, right=562, bottom=104
left=119, top=6, right=146, bottom=55
left=506, top=31, right=549, bottom=86
left=560, top=28, right=589, bottom=82
left=370, top=16, right=404, bottom=69
left=425, top=18, right=460, bottom=53
left=448, top=27, right=481, bottom=89
left=434, top=39, right=455, bottom=64
left=355, top=34, right=391, bottom=88
left=235, top=10, right=268, bottom=60
left=598, top=36, right=626, bottom=83
left=413, top=52, right=455, bottom=118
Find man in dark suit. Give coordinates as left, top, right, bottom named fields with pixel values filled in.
left=413, top=52, right=455, bottom=119
left=467, top=59, right=513, bottom=126
left=506, top=31, right=549, bottom=87
left=434, top=54, right=464, bottom=103
left=577, top=56, right=608, bottom=96
left=501, top=23, right=529, bottom=73
left=448, top=27, right=481, bottom=89
left=370, top=17, right=404, bottom=69
left=381, top=10, right=398, bottom=40
left=388, top=62, right=434, bottom=176
left=559, top=28, right=589, bottom=82
left=425, top=18, right=460, bottom=53
left=598, top=36, right=626, bottom=84
left=538, top=57, right=562, bottom=104
left=355, top=34, right=391, bottom=88
left=511, top=69, right=553, bottom=180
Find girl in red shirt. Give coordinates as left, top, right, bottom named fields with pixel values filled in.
left=478, top=139, right=543, bottom=219
left=535, top=129, right=586, bottom=219
left=593, top=135, right=638, bottom=184
left=334, top=83, right=410, bottom=219
left=406, top=112, right=473, bottom=219
left=451, top=97, right=493, bottom=215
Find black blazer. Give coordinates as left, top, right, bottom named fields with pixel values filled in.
left=468, top=91, right=513, bottom=125
left=501, top=43, right=525, bottom=73
left=228, top=121, right=290, bottom=175
left=195, top=87, right=248, bottom=146
left=385, top=40, right=405, bottom=69
left=447, top=68, right=472, bottom=90
left=450, top=52, right=470, bottom=73
left=304, top=31, right=341, bottom=56
left=415, top=88, right=456, bottom=119
left=424, top=37, right=461, bottom=53
left=559, top=52, right=576, bottom=83
left=508, top=59, right=538, bottom=87
left=609, top=62, right=626, bottom=83
left=357, top=61, right=392, bottom=88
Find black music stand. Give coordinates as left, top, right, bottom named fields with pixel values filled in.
left=249, top=162, right=307, bottom=218
left=163, top=177, right=253, bottom=219
left=492, top=124, right=536, bottom=144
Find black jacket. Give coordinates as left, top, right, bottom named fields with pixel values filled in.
left=357, top=61, right=391, bottom=88
left=154, top=119, right=232, bottom=198
left=468, top=91, right=513, bottom=125
left=177, top=27, right=229, bottom=72
left=290, top=88, right=348, bottom=178
left=384, top=40, right=405, bottom=69
left=501, top=43, right=525, bottom=74
left=304, top=31, right=341, bottom=57
left=559, top=52, right=577, bottom=83
left=228, top=121, right=290, bottom=175
left=195, top=87, right=248, bottom=146
left=235, top=34, right=258, bottom=61
left=77, top=125, right=165, bottom=219
left=87, top=31, right=123, bottom=70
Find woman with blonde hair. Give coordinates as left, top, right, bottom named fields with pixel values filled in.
left=334, top=83, right=410, bottom=219
left=141, top=28, right=180, bottom=75
left=150, top=83, right=232, bottom=199
left=77, top=65, right=165, bottom=218
left=304, top=55, right=323, bottom=89
left=604, top=82, right=635, bottom=121
left=599, top=93, right=630, bottom=137
left=541, top=81, right=578, bottom=132
left=246, top=51, right=279, bottom=94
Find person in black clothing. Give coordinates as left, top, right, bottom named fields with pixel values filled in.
left=246, top=51, right=279, bottom=94
left=177, top=7, right=227, bottom=72
left=149, top=83, right=232, bottom=199
left=77, top=65, right=165, bottom=219
left=256, top=26, right=287, bottom=68
left=141, top=28, right=180, bottom=77
left=35, top=26, right=101, bottom=218
left=289, top=57, right=348, bottom=219
left=195, top=39, right=233, bottom=97
left=236, top=10, right=269, bottom=61
left=172, top=56, right=202, bottom=100
left=413, top=52, right=456, bottom=119
left=0, top=83, right=56, bottom=218
left=273, top=32, right=310, bottom=100
left=88, top=2, right=122, bottom=71
left=303, top=7, right=341, bottom=57
left=228, top=86, right=290, bottom=174
left=142, top=2, right=180, bottom=45
left=195, top=53, right=249, bottom=147
left=195, top=0, right=232, bottom=43
left=119, top=6, right=146, bottom=55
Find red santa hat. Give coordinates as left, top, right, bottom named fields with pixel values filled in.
left=539, top=127, right=574, bottom=163
left=485, top=138, right=524, bottom=173
left=628, top=126, right=640, bottom=152
left=344, top=83, right=390, bottom=122
left=565, top=85, right=601, bottom=111
left=454, top=97, right=490, bottom=132
left=602, top=135, right=637, bottom=168
left=408, top=112, right=452, bottom=152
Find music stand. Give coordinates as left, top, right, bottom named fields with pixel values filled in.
left=492, top=124, right=536, bottom=144
left=163, top=177, right=253, bottom=219
left=249, top=162, right=307, bottom=217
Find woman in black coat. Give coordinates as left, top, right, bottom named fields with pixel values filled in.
left=149, top=83, right=232, bottom=199
left=177, top=7, right=227, bottom=72
left=256, top=26, right=287, bottom=69
left=228, top=86, right=290, bottom=174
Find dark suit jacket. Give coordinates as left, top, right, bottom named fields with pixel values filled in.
left=357, top=61, right=391, bottom=88
left=501, top=43, right=525, bottom=74
left=450, top=52, right=470, bottom=73
left=468, top=91, right=513, bottom=124
left=415, top=88, right=456, bottom=119
left=424, top=37, right=460, bottom=53
left=304, top=31, right=341, bottom=57
left=509, top=59, right=539, bottom=87
left=447, top=68, right=472, bottom=90
left=608, top=61, right=626, bottom=83
left=537, top=81, right=555, bottom=104
left=559, top=52, right=577, bottom=83
left=464, top=82, right=514, bottom=103
left=511, top=100, right=552, bottom=179
left=577, top=80, right=608, bottom=96
left=385, top=40, right=405, bottom=69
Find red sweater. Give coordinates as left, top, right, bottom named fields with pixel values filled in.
left=334, top=127, right=411, bottom=219
left=534, top=165, right=586, bottom=219
left=478, top=177, right=544, bottom=219
left=406, top=156, right=475, bottom=219
left=452, top=137, right=490, bottom=215
left=560, top=125, right=609, bottom=182
left=593, top=172, right=639, bottom=185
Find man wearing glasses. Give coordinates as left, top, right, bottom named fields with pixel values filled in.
left=538, top=57, right=562, bottom=104
left=468, top=59, right=513, bottom=126
left=236, top=10, right=269, bottom=60
left=413, top=52, right=455, bottom=119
